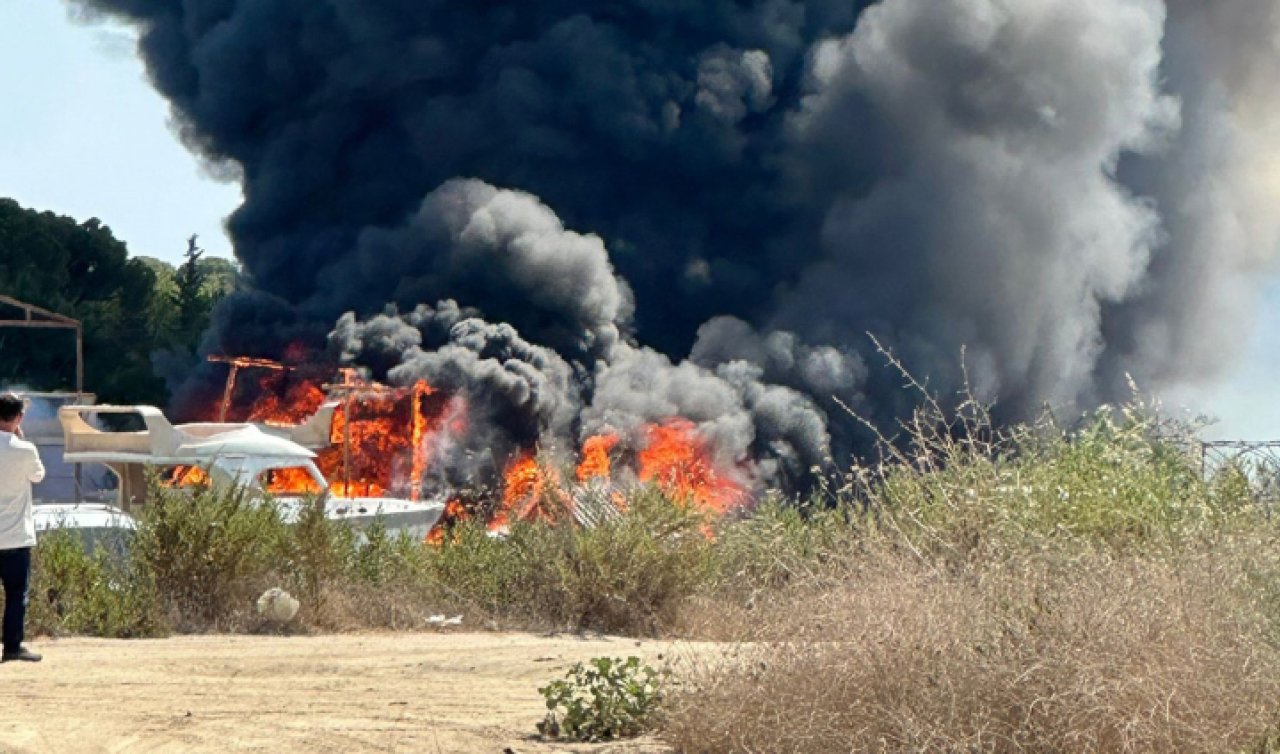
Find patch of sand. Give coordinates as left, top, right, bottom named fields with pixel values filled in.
left=0, top=632, right=693, bottom=753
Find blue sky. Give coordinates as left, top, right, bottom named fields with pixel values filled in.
left=0, top=1, right=1277, bottom=438
left=0, top=1, right=239, bottom=264
left=1172, top=289, right=1280, bottom=441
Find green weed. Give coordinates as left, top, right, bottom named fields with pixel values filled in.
left=538, top=656, right=665, bottom=742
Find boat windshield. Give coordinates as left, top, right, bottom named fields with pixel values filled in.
left=162, top=465, right=211, bottom=488
left=257, top=466, right=325, bottom=496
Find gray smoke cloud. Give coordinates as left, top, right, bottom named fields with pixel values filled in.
left=775, top=0, right=1179, bottom=414
left=68, top=0, right=864, bottom=355
left=1103, top=0, right=1280, bottom=395
left=321, top=178, right=634, bottom=361
left=695, top=46, right=775, bottom=125
left=583, top=342, right=835, bottom=492
left=70, top=0, right=1280, bottom=492
left=691, top=316, right=867, bottom=406
left=707, top=360, right=833, bottom=487
left=691, top=315, right=868, bottom=467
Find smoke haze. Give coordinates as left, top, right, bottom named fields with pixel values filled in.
left=71, top=0, right=1280, bottom=486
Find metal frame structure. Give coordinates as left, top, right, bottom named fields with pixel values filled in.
left=0, top=295, right=89, bottom=501
left=0, top=294, right=84, bottom=394
left=207, top=354, right=289, bottom=421
left=210, top=359, right=432, bottom=501
left=1199, top=440, right=1280, bottom=511
left=321, top=370, right=431, bottom=502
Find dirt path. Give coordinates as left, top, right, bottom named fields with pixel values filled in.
left=0, top=632, right=695, bottom=753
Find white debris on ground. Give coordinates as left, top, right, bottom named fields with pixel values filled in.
left=427, top=614, right=463, bottom=627
left=257, top=588, right=301, bottom=622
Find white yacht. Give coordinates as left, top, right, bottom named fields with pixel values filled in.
left=57, top=403, right=444, bottom=540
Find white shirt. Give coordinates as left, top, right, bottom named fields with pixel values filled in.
left=0, top=431, right=45, bottom=549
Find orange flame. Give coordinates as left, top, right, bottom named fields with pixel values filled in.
left=494, top=454, right=570, bottom=530
left=166, top=465, right=210, bottom=488
left=328, top=480, right=386, bottom=498
left=260, top=466, right=324, bottom=496
left=407, top=381, right=433, bottom=502
left=208, top=357, right=452, bottom=501
left=576, top=434, right=619, bottom=482
left=316, top=381, right=432, bottom=499
left=638, top=418, right=746, bottom=515
left=247, top=378, right=328, bottom=425
left=495, top=454, right=542, bottom=530
left=425, top=499, right=469, bottom=545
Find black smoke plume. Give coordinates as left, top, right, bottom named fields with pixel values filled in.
left=72, top=0, right=1280, bottom=491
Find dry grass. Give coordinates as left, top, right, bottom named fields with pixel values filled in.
left=664, top=378, right=1280, bottom=752
left=664, top=538, right=1280, bottom=753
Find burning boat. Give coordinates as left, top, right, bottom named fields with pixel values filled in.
left=158, top=350, right=758, bottom=542
left=57, top=403, right=445, bottom=538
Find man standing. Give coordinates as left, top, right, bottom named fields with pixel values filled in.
left=0, top=393, right=44, bottom=662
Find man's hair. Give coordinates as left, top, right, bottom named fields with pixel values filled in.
left=0, top=394, right=25, bottom=423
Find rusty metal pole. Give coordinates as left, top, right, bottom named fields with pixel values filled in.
left=219, top=364, right=240, bottom=422
left=409, top=382, right=428, bottom=502
left=75, top=322, right=84, bottom=396
left=73, top=322, right=85, bottom=502
left=343, top=392, right=353, bottom=495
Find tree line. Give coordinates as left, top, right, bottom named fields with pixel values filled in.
left=0, top=197, right=236, bottom=405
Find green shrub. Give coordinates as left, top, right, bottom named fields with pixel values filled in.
left=708, top=493, right=857, bottom=595
left=1000, top=409, right=1233, bottom=544
left=345, top=519, right=427, bottom=586
left=538, top=656, right=665, bottom=742
left=533, top=486, right=712, bottom=633
left=857, top=398, right=1258, bottom=560
left=277, top=495, right=357, bottom=608
left=131, top=482, right=289, bottom=628
left=419, top=517, right=526, bottom=616
left=29, top=528, right=165, bottom=639
left=422, top=486, right=713, bottom=634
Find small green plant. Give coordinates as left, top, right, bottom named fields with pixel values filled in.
left=538, top=656, right=665, bottom=742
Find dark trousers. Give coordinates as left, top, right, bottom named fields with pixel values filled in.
left=0, top=547, right=30, bottom=652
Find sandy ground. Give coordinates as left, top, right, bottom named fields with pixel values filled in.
left=0, top=632, right=696, bottom=753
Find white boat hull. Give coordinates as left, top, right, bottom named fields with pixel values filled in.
left=277, top=496, right=445, bottom=541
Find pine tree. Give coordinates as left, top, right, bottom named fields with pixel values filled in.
left=172, top=234, right=207, bottom=342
